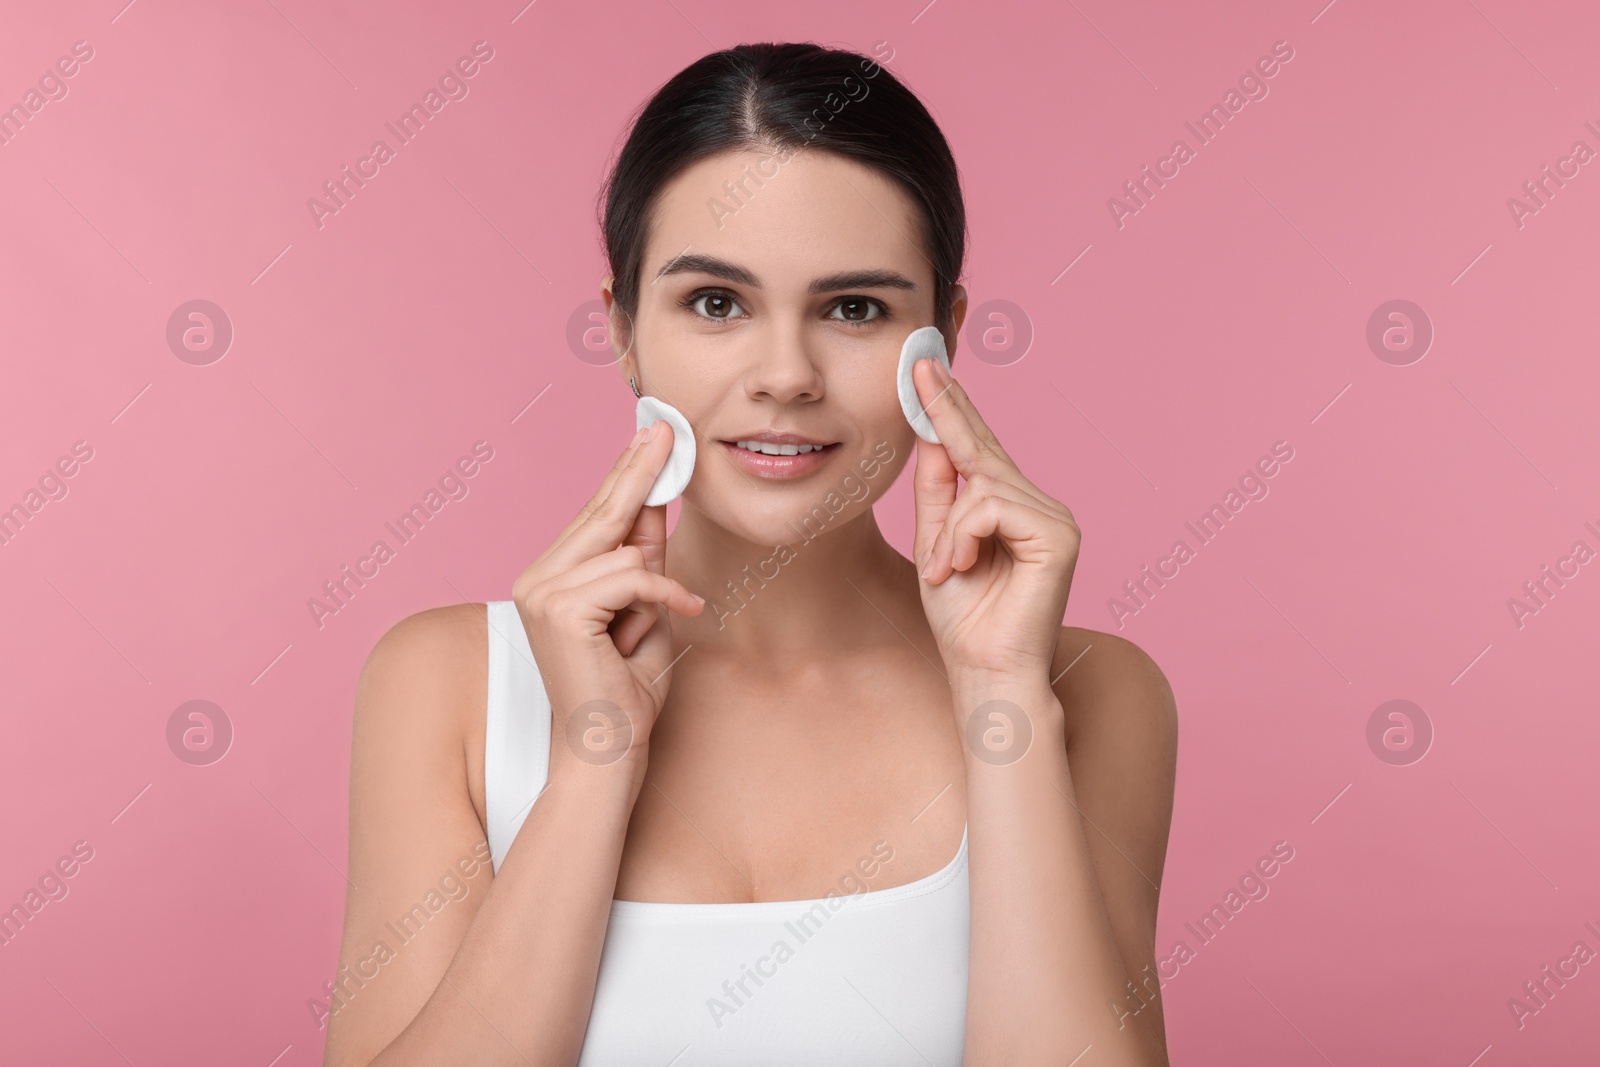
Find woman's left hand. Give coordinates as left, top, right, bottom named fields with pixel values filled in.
left=910, top=354, right=1082, bottom=684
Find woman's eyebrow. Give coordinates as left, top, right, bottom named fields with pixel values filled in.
left=654, top=253, right=917, bottom=294
left=809, top=269, right=917, bottom=294
left=656, top=253, right=758, bottom=286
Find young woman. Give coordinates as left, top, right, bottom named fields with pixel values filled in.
left=325, top=42, right=1176, bottom=1067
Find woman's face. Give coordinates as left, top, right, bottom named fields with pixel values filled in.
left=607, top=147, right=964, bottom=547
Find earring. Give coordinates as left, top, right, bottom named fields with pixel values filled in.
left=629, top=376, right=642, bottom=398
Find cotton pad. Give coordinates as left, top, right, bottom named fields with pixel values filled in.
left=897, top=326, right=952, bottom=443
left=635, top=395, right=697, bottom=506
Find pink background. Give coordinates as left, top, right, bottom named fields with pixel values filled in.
left=3, top=0, right=1598, bottom=1062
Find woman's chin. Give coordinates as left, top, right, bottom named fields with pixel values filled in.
left=690, top=500, right=868, bottom=550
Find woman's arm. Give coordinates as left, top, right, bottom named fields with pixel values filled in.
left=1052, top=628, right=1177, bottom=1057
left=323, top=604, right=645, bottom=1067
left=955, top=633, right=1175, bottom=1067
left=326, top=426, right=696, bottom=1065
left=905, top=353, right=1176, bottom=1064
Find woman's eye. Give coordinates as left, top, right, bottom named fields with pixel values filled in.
left=830, top=298, right=886, bottom=325
left=687, top=291, right=744, bottom=320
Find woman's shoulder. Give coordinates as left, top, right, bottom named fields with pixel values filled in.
left=359, top=602, right=489, bottom=696
left=1049, top=625, right=1178, bottom=753
left=354, top=602, right=492, bottom=829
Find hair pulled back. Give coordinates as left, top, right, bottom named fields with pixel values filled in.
left=599, top=42, right=966, bottom=332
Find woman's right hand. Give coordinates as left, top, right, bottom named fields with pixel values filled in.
left=511, top=420, right=703, bottom=782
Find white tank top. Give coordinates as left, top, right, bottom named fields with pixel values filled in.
left=482, top=599, right=969, bottom=1063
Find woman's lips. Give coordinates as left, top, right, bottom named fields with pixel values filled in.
left=718, top=440, right=839, bottom=479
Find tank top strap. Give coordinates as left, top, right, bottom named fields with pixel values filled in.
left=484, top=599, right=552, bottom=874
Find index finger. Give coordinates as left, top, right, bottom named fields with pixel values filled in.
left=546, top=426, right=646, bottom=555
left=912, top=357, right=1014, bottom=480
left=911, top=359, right=1063, bottom=515
left=549, top=422, right=675, bottom=568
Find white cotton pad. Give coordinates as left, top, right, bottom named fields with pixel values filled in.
left=897, top=326, right=951, bottom=443
left=635, top=395, right=696, bottom=506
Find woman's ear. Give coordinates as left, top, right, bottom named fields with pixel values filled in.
left=944, top=283, right=969, bottom=369
left=600, top=275, right=638, bottom=386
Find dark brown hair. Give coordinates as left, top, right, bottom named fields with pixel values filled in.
left=598, top=42, right=966, bottom=332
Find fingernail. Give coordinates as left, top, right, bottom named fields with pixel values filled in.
left=643, top=422, right=659, bottom=442
left=934, top=359, right=952, bottom=383
left=630, top=427, right=647, bottom=446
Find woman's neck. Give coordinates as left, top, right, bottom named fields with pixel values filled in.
left=664, top=502, right=921, bottom=668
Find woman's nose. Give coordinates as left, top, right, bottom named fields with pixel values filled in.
left=743, top=322, right=825, bottom=404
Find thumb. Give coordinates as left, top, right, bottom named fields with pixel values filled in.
left=912, top=433, right=957, bottom=571
left=624, top=502, right=668, bottom=575
left=610, top=502, right=669, bottom=655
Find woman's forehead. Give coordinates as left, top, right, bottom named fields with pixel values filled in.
left=641, top=149, right=931, bottom=293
